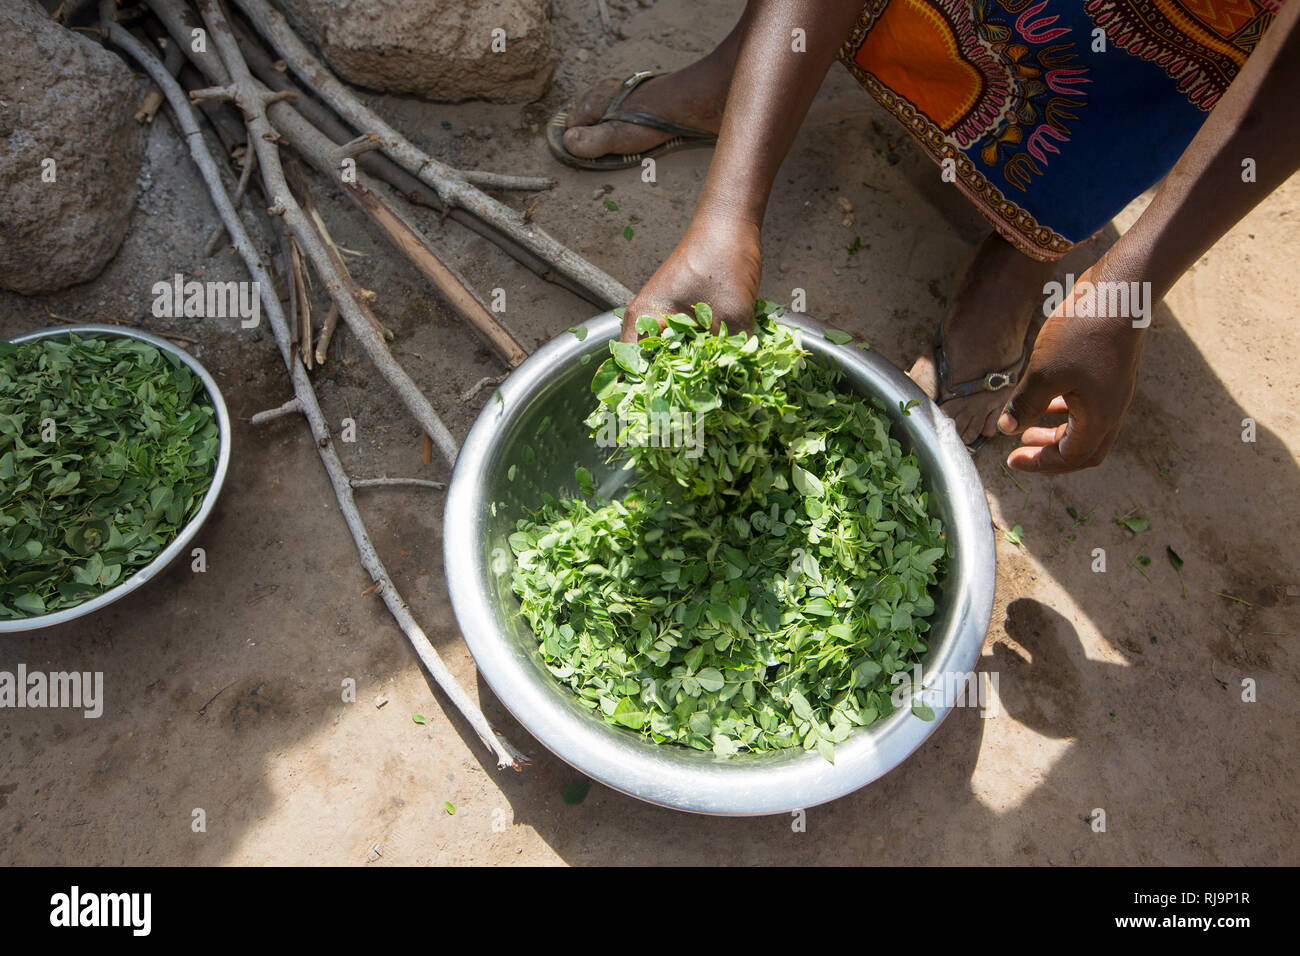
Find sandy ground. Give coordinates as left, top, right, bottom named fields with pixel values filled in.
left=1, top=0, right=1296, bottom=865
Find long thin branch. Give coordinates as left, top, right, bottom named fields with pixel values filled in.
left=282, top=156, right=393, bottom=341
left=194, top=0, right=459, bottom=466
left=350, top=477, right=446, bottom=490
left=148, top=0, right=607, bottom=307
left=148, top=0, right=230, bottom=83
left=203, top=145, right=256, bottom=255
left=232, top=0, right=633, bottom=308
left=100, top=3, right=528, bottom=771
left=134, top=36, right=185, bottom=123
left=344, top=180, right=528, bottom=368
left=167, top=0, right=519, bottom=394
left=258, top=101, right=526, bottom=367
left=250, top=397, right=301, bottom=424
left=288, top=235, right=313, bottom=369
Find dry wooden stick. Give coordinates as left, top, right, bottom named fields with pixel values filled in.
left=203, top=146, right=257, bottom=255
left=151, top=0, right=607, bottom=307
left=232, top=0, right=633, bottom=308
left=226, top=13, right=449, bottom=207
left=185, top=32, right=520, bottom=360
left=200, top=7, right=552, bottom=190
left=351, top=477, right=446, bottom=491
left=287, top=236, right=312, bottom=369
left=99, top=6, right=527, bottom=770
left=332, top=134, right=382, bottom=160
left=258, top=101, right=522, bottom=365
left=314, top=302, right=339, bottom=365
left=135, top=37, right=184, bottom=123
left=249, top=397, right=302, bottom=425
left=134, top=9, right=519, bottom=376
left=282, top=155, right=393, bottom=342
left=345, top=180, right=528, bottom=367
left=278, top=229, right=299, bottom=350
left=192, top=0, right=458, bottom=464
left=147, top=0, right=230, bottom=83
left=460, top=375, right=505, bottom=404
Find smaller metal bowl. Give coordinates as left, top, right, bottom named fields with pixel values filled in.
left=0, top=324, right=232, bottom=634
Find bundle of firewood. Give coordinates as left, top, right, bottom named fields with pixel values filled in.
left=92, top=0, right=633, bottom=770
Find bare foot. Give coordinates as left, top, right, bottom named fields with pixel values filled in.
left=562, top=62, right=730, bottom=159
left=908, top=234, right=1056, bottom=445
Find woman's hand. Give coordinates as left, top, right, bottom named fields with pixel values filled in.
left=621, top=0, right=866, bottom=342
left=621, top=214, right=763, bottom=341
left=997, top=263, right=1148, bottom=473
left=998, top=0, right=1300, bottom=473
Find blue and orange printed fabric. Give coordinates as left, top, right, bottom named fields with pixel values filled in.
left=838, top=0, right=1284, bottom=258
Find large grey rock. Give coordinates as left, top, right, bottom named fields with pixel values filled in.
left=277, top=0, right=555, bottom=103
left=0, top=0, right=148, bottom=295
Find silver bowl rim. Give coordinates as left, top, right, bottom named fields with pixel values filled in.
left=0, top=324, right=232, bottom=634
left=444, top=312, right=994, bottom=815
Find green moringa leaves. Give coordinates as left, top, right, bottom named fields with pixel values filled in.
left=0, top=334, right=219, bottom=619
left=508, top=304, right=947, bottom=761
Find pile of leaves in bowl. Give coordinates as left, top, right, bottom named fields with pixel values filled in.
left=508, top=304, right=947, bottom=761
left=0, top=333, right=219, bottom=620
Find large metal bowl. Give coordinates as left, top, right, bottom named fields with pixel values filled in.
left=444, top=312, right=994, bottom=815
left=0, top=324, right=232, bottom=633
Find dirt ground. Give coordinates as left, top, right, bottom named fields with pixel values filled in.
left=1, top=0, right=1296, bottom=866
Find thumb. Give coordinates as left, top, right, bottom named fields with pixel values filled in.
left=997, top=368, right=1058, bottom=435
left=619, top=304, right=644, bottom=343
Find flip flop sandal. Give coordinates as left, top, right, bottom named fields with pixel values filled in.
left=547, top=71, right=719, bottom=171
left=933, top=328, right=1030, bottom=453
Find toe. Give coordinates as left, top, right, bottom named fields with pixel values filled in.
left=945, top=397, right=996, bottom=445
left=979, top=406, right=1001, bottom=439
left=566, top=77, right=622, bottom=128
left=956, top=405, right=985, bottom=446
left=562, top=123, right=616, bottom=159
left=563, top=120, right=663, bottom=159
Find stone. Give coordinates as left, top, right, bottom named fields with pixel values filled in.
left=277, top=0, right=556, bottom=104
left=0, top=0, right=149, bottom=295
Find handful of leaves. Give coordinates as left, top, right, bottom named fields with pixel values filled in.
left=0, top=334, right=219, bottom=619
left=508, top=304, right=947, bottom=761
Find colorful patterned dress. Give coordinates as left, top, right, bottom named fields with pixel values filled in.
left=838, top=0, right=1285, bottom=259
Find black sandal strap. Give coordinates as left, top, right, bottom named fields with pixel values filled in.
left=599, top=109, right=718, bottom=141
left=935, top=331, right=1029, bottom=403
left=603, top=71, right=658, bottom=115
left=599, top=72, right=717, bottom=141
